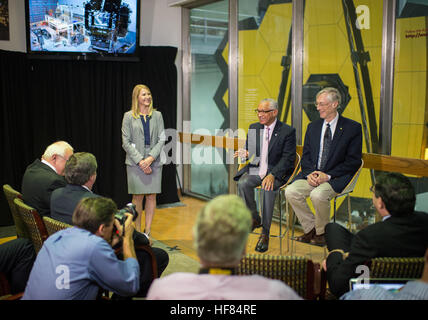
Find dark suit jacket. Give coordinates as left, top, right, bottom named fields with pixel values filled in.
left=234, top=120, right=296, bottom=185
left=50, top=184, right=100, bottom=225
left=326, top=212, right=428, bottom=297
left=295, top=115, right=362, bottom=193
left=21, top=159, right=66, bottom=217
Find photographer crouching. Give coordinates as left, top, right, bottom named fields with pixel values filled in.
left=23, top=197, right=141, bottom=300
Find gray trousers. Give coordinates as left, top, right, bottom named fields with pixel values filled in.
left=237, top=173, right=283, bottom=236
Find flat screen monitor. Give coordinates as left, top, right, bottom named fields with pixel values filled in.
left=25, top=0, right=140, bottom=60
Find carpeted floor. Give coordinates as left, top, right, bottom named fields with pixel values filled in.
left=151, top=237, right=200, bottom=277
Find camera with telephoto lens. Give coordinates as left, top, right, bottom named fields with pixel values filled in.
left=114, top=203, right=138, bottom=226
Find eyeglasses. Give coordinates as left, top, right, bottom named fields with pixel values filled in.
left=255, top=109, right=275, bottom=114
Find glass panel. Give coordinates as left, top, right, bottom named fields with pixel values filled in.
left=236, top=0, right=293, bottom=220
left=303, top=0, right=383, bottom=230
left=392, top=0, right=428, bottom=213
left=393, top=1, right=428, bottom=160
left=237, top=0, right=293, bottom=133
left=189, top=1, right=229, bottom=198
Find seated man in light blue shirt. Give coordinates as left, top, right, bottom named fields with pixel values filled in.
left=341, top=248, right=428, bottom=300
left=23, top=197, right=140, bottom=300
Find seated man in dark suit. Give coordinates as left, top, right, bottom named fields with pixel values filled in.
left=234, top=98, right=296, bottom=253
left=322, top=172, right=428, bottom=298
left=285, top=87, right=362, bottom=245
left=50, top=152, right=169, bottom=297
left=51, top=152, right=99, bottom=224
left=21, top=141, right=74, bottom=217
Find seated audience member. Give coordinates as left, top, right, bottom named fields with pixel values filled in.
left=0, top=238, right=36, bottom=294
left=341, top=248, right=428, bottom=300
left=21, top=141, right=74, bottom=217
left=50, top=152, right=169, bottom=297
left=50, top=152, right=102, bottom=225
left=23, top=197, right=140, bottom=300
left=147, top=194, right=302, bottom=300
left=322, top=172, right=428, bottom=298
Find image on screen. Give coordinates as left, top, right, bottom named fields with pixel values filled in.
left=27, top=0, right=138, bottom=54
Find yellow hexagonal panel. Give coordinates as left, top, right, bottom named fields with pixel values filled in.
left=305, top=0, right=344, bottom=26
left=260, top=51, right=286, bottom=98
left=304, top=24, right=349, bottom=74
left=259, top=3, right=292, bottom=52
left=238, top=29, right=269, bottom=76
left=238, top=76, right=270, bottom=132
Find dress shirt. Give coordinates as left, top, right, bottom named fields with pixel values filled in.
left=41, top=159, right=57, bottom=173
left=23, top=227, right=140, bottom=300
left=146, top=272, right=302, bottom=300
left=317, top=112, right=339, bottom=170
left=340, top=281, right=428, bottom=300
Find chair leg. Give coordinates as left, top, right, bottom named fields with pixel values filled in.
left=347, top=194, right=352, bottom=232
left=333, top=197, right=337, bottom=223
left=278, top=191, right=283, bottom=255
left=289, top=208, right=296, bottom=256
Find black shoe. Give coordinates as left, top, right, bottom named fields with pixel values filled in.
left=255, top=234, right=269, bottom=253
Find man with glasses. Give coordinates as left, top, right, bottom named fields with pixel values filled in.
left=285, top=87, right=362, bottom=246
left=21, top=140, right=74, bottom=217
left=234, top=98, right=296, bottom=253
left=321, top=172, right=428, bottom=298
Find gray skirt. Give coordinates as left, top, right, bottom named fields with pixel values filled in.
left=126, top=163, right=162, bottom=194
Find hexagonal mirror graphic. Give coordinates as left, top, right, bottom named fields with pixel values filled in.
left=302, top=74, right=351, bottom=122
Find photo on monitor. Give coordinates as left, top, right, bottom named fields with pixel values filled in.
left=25, top=0, right=139, bottom=57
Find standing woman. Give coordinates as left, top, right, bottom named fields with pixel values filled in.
left=122, top=84, right=166, bottom=238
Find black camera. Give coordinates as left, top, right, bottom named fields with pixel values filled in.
left=114, top=203, right=138, bottom=225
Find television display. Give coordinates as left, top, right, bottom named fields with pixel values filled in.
left=25, top=0, right=139, bottom=59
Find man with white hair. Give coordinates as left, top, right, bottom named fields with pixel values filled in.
left=285, top=87, right=362, bottom=246
left=234, top=98, right=296, bottom=253
left=21, top=140, right=74, bottom=217
left=147, top=194, right=302, bottom=300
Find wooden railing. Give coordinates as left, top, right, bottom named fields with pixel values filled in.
left=178, top=132, right=428, bottom=177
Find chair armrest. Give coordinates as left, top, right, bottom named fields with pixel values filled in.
left=135, top=244, right=159, bottom=279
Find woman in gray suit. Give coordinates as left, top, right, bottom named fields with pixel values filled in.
left=122, top=84, right=166, bottom=238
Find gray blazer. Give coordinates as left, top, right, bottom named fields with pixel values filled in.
left=121, top=110, right=166, bottom=167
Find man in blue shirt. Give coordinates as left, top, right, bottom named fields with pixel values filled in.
left=23, top=197, right=140, bottom=300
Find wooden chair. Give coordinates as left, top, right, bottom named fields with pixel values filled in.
left=253, top=152, right=301, bottom=254
left=236, top=253, right=321, bottom=300
left=332, top=159, right=364, bottom=229
left=3, top=184, right=30, bottom=239
left=43, top=216, right=72, bottom=236
left=13, top=198, right=48, bottom=254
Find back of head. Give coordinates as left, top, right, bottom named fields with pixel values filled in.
left=72, top=197, right=117, bottom=233
left=194, top=194, right=252, bottom=267
left=374, top=172, right=416, bottom=217
left=65, top=152, right=97, bottom=185
left=42, top=141, right=74, bottom=159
